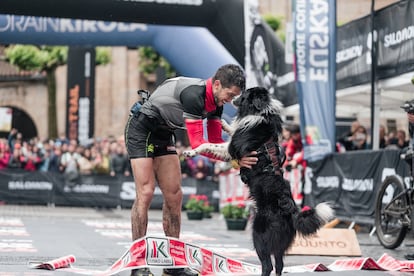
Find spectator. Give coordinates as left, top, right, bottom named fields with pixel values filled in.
left=48, top=146, right=63, bottom=173
left=8, top=144, right=23, bottom=169
left=20, top=143, right=42, bottom=171
left=60, top=142, right=81, bottom=183
left=285, top=124, right=305, bottom=170
left=338, top=120, right=361, bottom=151
left=281, top=125, right=291, bottom=151
left=177, top=144, right=194, bottom=179
left=192, top=156, right=210, bottom=181
left=0, top=142, right=10, bottom=169
left=8, top=128, right=22, bottom=153
left=392, top=129, right=409, bottom=149
left=78, top=147, right=95, bottom=175
left=55, top=132, right=69, bottom=147
left=38, top=140, right=53, bottom=172
left=349, top=125, right=368, bottom=150
left=109, top=144, right=130, bottom=177
left=93, top=147, right=111, bottom=175
left=379, top=124, right=388, bottom=149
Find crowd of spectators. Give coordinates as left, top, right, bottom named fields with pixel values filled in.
left=1, top=129, right=229, bottom=184
left=338, top=120, right=410, bottom=151
left=2, top=121, right=408, bottom=179
left=1, top=129, right=131, bottom=178
left=278, top=121, right=411, bottom=172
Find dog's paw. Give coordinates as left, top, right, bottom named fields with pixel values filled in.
left=183, top=149, right=198, bottom=157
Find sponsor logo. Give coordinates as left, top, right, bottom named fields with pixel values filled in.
left=342, top=178, right=373, bottom=192
left=64, top=184, right=110, bottom=193
left=186, top=244, right=202, bottom=269
left=383, top=25, right=414, bottom=47
left=336, top=45, right=363, bottom=63
left=0, top=15, right=148, bottom=33
left=8, top=181, right=53, bottom=190
left=147, top=237, right=173, bottom=265
left=213, top=254, right=228, bottom=273
left=147, top=144, right=155, bottom=153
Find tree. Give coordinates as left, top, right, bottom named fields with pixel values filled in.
left=138, top=46, right=176, bottom=78
left=263, top=14, right=285, bottom=42
left=5, top=45, right=110, bottom=139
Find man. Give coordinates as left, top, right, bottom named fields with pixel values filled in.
left=125, top=64, right=257, bottom=276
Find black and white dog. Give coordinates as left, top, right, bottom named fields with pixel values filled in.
left=184, top=87, right=334, bottom=276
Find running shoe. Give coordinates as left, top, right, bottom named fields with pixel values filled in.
left=130, top=268, right=154, bottom=276
left=162, top=268, right=199, bottom=276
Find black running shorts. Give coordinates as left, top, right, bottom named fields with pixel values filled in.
left=125, top=113, right=177, bottom=159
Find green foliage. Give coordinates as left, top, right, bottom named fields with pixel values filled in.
left=185, top=194, right=212, bottom=213
left=411, top=76, right=414, bottom=85
left=263, top=14, right=282, bottom=31
left=263, top=14, right=286, bottom=42
left=5, top=45, right=110, bottom=70
left=138, top=46, right=176, bottom=78
left=5, top=45, right=67, bottom=71
left=96, top=47, right=111, bottom=65
left=220, top=202, right=250, bottom=219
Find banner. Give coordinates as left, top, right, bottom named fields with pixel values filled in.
left=29, top=236, right=262, bottom=275
left=303, top=150, right=409, bottom=223
left=66, top=47, right=96, bottom=144
left=336, top=0, right=414, bottom=89
left=29, top=239, right=414, bottom=274
left=0, top=169, right=216, bottom=210
left=336, top=16, right=372, bottom=89
left=244, top=0, right=297, bottom=107
left=293, top=0, right=337, bottom=162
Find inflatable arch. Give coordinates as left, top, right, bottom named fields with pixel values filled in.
left=0, top=0, right=295, bottom=106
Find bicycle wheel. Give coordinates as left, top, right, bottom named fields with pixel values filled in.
left=375, top=175, right=409, bottom=249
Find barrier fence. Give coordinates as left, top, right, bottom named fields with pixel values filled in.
left=0, top=170, right=217, bottom=210
left=304, top=149, right=409, bottom=225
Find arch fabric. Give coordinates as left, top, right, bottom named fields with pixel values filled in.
left=0, top=15, right=239, bottom=117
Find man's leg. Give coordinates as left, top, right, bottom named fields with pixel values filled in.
left=155, top=155, right=198, bottom=276
left=154, top=154, right=182, bottom=238
left=130, top=157, right=157, bottom=276
left=130, top=157, right=156, bottom=240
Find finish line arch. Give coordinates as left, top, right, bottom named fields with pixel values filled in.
left=0, top=0, right=295, bottom=106
left=0, top=15, right=239, bottom=79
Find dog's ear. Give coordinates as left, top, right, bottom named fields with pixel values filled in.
left=252, top=97, right=263, bottom=110
left=252, top=94, right=268, bottom=110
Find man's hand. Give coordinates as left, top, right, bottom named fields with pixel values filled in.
left=238, top=151, right=258, bottom=169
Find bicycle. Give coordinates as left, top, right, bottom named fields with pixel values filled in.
left=375, top=100, right=414, bottom=249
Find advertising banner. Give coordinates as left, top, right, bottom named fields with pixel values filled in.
left=303, top=150, right=409, bottom=222
left=0, top=170, right=216, bottom=211
left=293, top=0, right=337, bottom=161
left=336, top=16, right=372, bottom=89
left=336, top=0, right=414, bottom=89
left=375, top=0, right=414, bottom=77
left=66, top=47, right=96, bottom=144
left=244, top=0, right=297, bottom=107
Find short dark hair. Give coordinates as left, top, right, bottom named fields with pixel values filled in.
left=213, top=64, right=245, bottom=92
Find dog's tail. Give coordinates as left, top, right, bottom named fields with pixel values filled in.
left=294, top=202, right=335, bottom=236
